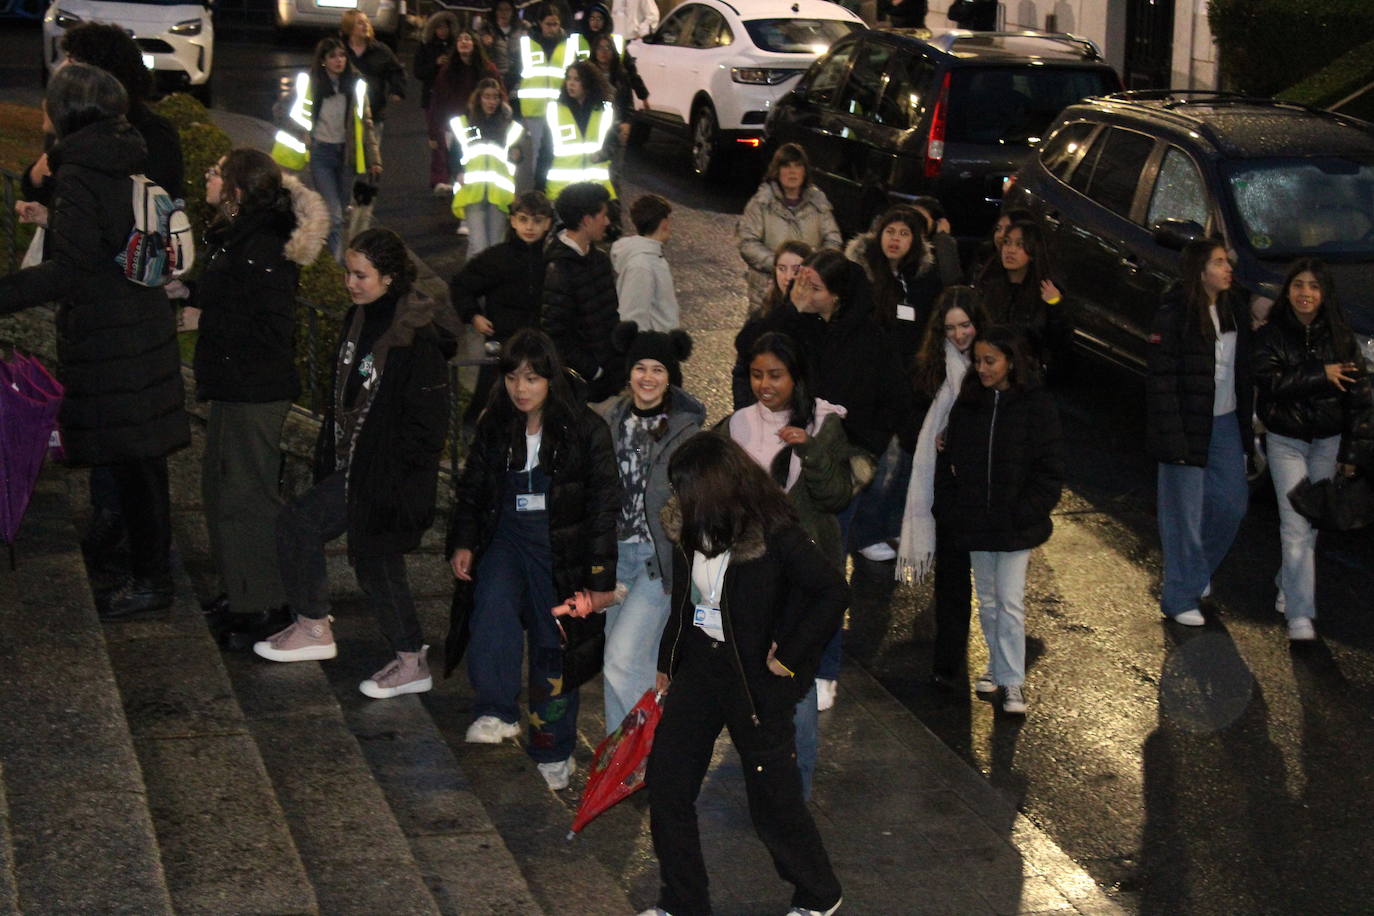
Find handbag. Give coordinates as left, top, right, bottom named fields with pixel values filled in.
left=1287, top=474, right=1374, bottom=532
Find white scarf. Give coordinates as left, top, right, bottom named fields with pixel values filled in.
left=896, top=339, right=969, bottom=584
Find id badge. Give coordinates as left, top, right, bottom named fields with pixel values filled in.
left=896, top=304, right=917, bottom=322
left=692, top=603, right=722, bottom=632
left=515, top=492, right=547, bottom=512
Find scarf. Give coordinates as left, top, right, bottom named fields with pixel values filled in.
left=896, top=338, right=969, bottom=584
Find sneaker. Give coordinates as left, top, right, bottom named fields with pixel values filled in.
left=1168, top=609, right=1206, bottom=626
left=457, top=224, right=470, bottom=237
left=974, top=670, right=997, bottom=694
left=538, top=757, right=574, bottom=790
left=1287, top=617, right=1316, bottom=641
left=252, top=616, right=336, bottom=662
left=857, top=541, right=896, bottom=562
left=217, top=606, right=293, bottom=652
left=432, top=182, right=452, bottom=195
left=98, top=575, right=174, bottom=620
left=1201, top=581, right=1212, bottom=599
left=637, top=909, right=674, bottom=915
left=1276, top=590, right=1287, bottom=615
left=465, top=715, right=520, bottom=744
left=360, top=646, right=433, bottom=698
left=787, top=898, right=842, bottom=916
left=1002, top=685, right=1028, bottom=715
left=816, top=678, right=837, bottom=711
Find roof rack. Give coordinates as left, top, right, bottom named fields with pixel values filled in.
left=926, top=29, right=1102, bottom=61
left=1101, top=89, right=1321, bottom=113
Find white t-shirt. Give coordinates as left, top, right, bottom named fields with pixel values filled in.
left=690, top=549, right=731, bottom=641
left=1210, top=305, right=1237, bottom=416
left=523, top=430, right=542, bottom=472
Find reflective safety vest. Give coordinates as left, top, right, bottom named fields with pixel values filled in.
left=270, top=71, right=370, bottom=174
left=449, top=116, right=525, bottom=218
left=544, top=100, right=616, bottom=201
left=517, top=34, right=590, bottom=118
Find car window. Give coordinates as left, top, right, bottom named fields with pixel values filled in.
left=743, top=18, right=859, bottom=54
left=1146, top=147, right=1209, bottom=229
left=837, top=41, right=895, bottom=122
left=688, top=7, right=728, bottom=49
left=876, top=52, right=935, bottom=130
left=1079, top=127, right=1154, bottom=218
left=656, top=5, right=697, bottom=47
left=805, top=41, right=857, bottom=110
left=1040, top=121, right=1096, bottom=181
left=946, top=67, right=1118, bottom=146
left=1226, top=157, right=1374, bottom=258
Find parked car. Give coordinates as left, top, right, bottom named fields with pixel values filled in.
left=1006, top=90, right=1374, bottom=375
left=275, top=0, right=402, bottom=44
left=626, top=0, right=864, bottom=178
left=42, top=0, right=215, bottom=102
left=765, top=29, right=1121, bottom=239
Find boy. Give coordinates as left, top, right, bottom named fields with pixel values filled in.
left=542, top=182, right=619, bottom=400
left=611, top=193, right=678, bottom=331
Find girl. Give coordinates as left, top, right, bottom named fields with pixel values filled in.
left=415, top=10, right=460, bottom=191
left=477, top=0, right=526, bottom=91
left=450, top=78, right=525, bottom=257
left=936, top=326, right=1063, bottom=714
left=975, top=219, right=1066, bottom=365
left=427, top=27, right=502, bottom=228
left=911, top=195, right=963, bottom=288
left=1147, top=239, right=1254, bottom=626
left=590, top=32, right=648, bottom=197
left=599, top=323, right=705, bottom=733
left=731, top=239, right=812, bottom=409
left=258, top=229, right=453, bottom=703
left=646, top=434, right=846, bottom=916
left=544, top=59, right=617, bottom=201
left=1252, top=259, right=1369, bottom=640
left=447, top=329, right=619, bottom=791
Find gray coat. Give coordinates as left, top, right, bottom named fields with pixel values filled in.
left=736, top=181, right=842, bottom=310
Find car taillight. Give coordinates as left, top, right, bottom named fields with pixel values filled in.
left=925, top=72, right=950, bottom=179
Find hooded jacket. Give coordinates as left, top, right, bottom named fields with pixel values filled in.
left=610, top=234, right=678, bottom=331
left=541, top=232, right=620, bottom=398
left=845, top=231, right=943, bottom=372
left=736, top=181, right=842, bottom=309
left=415, top=11, right=461, bottom=110
left=426, top=55, right=503, bottom=143
left=0, top=117, right=188, bottom=466
left=450, top=232, right=547, bottom=341
left=193, top=176, right=328, bottom=403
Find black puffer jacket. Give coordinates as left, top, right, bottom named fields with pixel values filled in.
left=1147, top=287, right=1254, bottom=466
left=976, top=268, right=1070, bottom=362
left=22, top=102, right=183, bottom=208
left=845, top=232, right=944, bottom=374
left=541, top=234, right=620, bottom=399
left=936, top=381, right=1064, bottom=551
left=0, top=117, right=188, bottom=467
left=450, top=234, right=546, bottom=342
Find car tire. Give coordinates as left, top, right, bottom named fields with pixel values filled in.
left=690, top=103, right=724, bottom=179
left=626, top=117, right=650, bottom=148
left=191, top=81, right=213, bottom=107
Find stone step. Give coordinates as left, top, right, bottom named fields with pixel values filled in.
left=0, top=470, right=173, bottom=915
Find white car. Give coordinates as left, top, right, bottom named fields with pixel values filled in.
left=627, top=0, right=863, bottom=177
left=42, top=0, right=214, bottom=103
left=275, top=0, right=401, bottom=44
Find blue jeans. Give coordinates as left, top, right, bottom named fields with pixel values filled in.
left=970, top=549, right=1031, bottom=687
left=792, top=681, right=819, bottom=801
left=1157, top=413, right=1249, bottom=617
left=604, top=539, right=672, bottom=735
left=1268, top=432, right=1339, bottom=621
left=464, top=201, right=509, bottom=259
left=309, top=141, right=349, bottom=260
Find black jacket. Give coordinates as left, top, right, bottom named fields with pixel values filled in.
left=878, top=0, right=926, bottom=28
left=346, top=39, right=407, bottom=121
left=450, top=234, right=546, bottom=342
left=976, top=268, right=1071, bottom=363
left=845, top=232, right=944, bottom=374
left=1146, top=287, right=1255, bottom=466
left=936, top=382, right=1064, bottom=552
left=0, top=117, right=188, bottom=467
left=541, top=234, right=620, bottom=399
left=414, top=33, right=452, bottom=110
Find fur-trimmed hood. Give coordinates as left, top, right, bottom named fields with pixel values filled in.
left=421, top=10, right=461, bottom=44
left=844, top=231, right=935, bottom=286
left=658, top=494, right=769, bottom=563
left=282, top=174, right=329, bottom=267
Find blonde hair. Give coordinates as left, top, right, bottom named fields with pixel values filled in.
left=341, top=9, right=373, bottom=38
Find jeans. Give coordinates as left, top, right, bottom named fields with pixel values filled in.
left=604, top=539, right=672, bottom=735
left=1267, top=432, right=1339, bottom=621
left=792, top=681, right=819, bottom=801
left=429, top=142, right=450, bottom=187
left=523, top=115, right=551, bottom=193
left=463, top=201, right=509, bottom=259
left=970, top=549, right=1031, bottom=688
left=309, top=141, right=349, bottom=260
left=1157, top=413, right=1249, bottom=617
left=108, top=457, right=172, bottom=579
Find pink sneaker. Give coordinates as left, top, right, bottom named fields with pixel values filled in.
left=359, top=646, right=433, bottom=698
left=253, top=616, right=337, bottom=662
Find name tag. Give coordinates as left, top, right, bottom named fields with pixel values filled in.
left=896, top=304, right=917, bottom=322
left=515, top=493, right=547, bottom=512
left=692, top=604, right=722, bottom=633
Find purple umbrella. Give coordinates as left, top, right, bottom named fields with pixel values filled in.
left=0, top=352, right=64, bottom=563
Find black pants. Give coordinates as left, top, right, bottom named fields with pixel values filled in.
left=107, top=457, right=171, bottom=579
left=931, top=519, right=973, bottom=679
left=647, top=632, right=842, bottom=916
left=275, top=471, right=424, bottom=653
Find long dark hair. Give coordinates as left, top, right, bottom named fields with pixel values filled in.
left=560, top=59, right=611, bottom=108
left=591, top=34, right=626, bottom=85
left=863, top=206, right=929, bottom=327
left=760, top=239, right=813, bottom=318
left=669, top=434, right=798, bottom=557
left=311, top=37, right=354, bottom=100
left=959, top=325, right=1040, bottom=402
left=480, top=328, right=581, bottom=445
left=1179, top=237, right=1236, bottom=343
left=217, top=148, right=284, bottom=226
left=747, top=332, right=815, bottom=487
left=913, top=286, right=991, bottom=397
left=978, top=219, right=1052, bottom=288
left=1271, top=257, right=1359, bottom=362
left=440, top=28, right=494, bottom=93
left=797, top=249, right=854, bottom=313
left=466, top=77, right=511, bottom=128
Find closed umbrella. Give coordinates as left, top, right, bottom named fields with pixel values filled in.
left=0, top=351, right=64, bottom=565
left=567, top=688, right=663, bottom=839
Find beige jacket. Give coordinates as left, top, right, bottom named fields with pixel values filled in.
left=735, top=180, right=842, bottom=309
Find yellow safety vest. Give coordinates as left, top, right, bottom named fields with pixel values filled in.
left=270, top=71, right=369, bottom=174
left=544, top=100, right=616, bottom=201
left=517, top=34, right=590, bottom=118
left=450, top=116, right=525, bottom=218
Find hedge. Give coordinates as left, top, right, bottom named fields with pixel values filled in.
left=1279, top=37, right=1374, bottom=108
left=1208, top=0, right=1374, bottom=97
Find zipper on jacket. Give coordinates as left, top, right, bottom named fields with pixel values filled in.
left=717, top=570, right=761, bottom=727
left=667, top=543, right=690, bottom=678
left=986, top=390, right=1000, bottom=511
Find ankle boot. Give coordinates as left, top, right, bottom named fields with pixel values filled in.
left=359, top=645, right=433, bottom=699
left=99, top=574, right=174, bottom=620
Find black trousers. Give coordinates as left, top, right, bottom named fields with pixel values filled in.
left=647, top=631, right=842, bottom=916
left=931, top=519, right=973, bottom=679
left=107, top=457, right=171, bottom=579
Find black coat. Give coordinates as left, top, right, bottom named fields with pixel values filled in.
left=936, top=382, right=1064, bottom=552
left=0, top=118, right=188, bottom=467
left=22, top=102, right=183, bottom=207
left=1146, top=288, right=1255, bottom=466
left=414, top=36, right=451, bottom=110
left=541, top=235, right=620, bottom=399
left=346, top=39, right=407, bottom=121
left=976, top=268, right=1070, bottom=362
left=846, top=232, right=944, bottom=374
left=878, top=0, right=926, bottom=28
left=450, top=235, right=545, bottom=342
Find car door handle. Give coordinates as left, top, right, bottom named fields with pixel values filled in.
left=1043, top=209, right=1060, bottom=228
left=1119, top=252, right=1140, bottom=271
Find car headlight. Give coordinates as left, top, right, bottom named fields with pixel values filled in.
left=731, top=67, right=799, bottom=85
left=169, top=17, right=202, bottom=35
left=52, top=8, right=82, bottom=28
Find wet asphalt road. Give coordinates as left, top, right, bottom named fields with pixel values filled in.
left=5, top=23, right=1374, bottom=913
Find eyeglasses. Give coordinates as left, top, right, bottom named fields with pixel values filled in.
left=205, top=165, right=221, bottom=180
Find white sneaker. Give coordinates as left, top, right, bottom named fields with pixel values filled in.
left=1201, top=582, right=1212, bottom=599
left=1287, top=617, right=1316, bottom=641
left=787, top=898, right=842, bottom=916
left=538, top=757, right=574, bottom=790
left=465, top=715, right=520, bottom=744
left=1002, top=685, right=1028, bottom=715
left=457, top=224, right=470, bottom=237
left=1168, top=609, right=1205, bottom=626
left=974, top=670, right=997, bottom=694
left=432, top=182, right=452, bottom=195
left=857, top=542, right=896, bottom=562
left=1276, top=590, right=1287, bottom=615
left=815, top=678, right=837, bottom=711
left=636, top=909, right=674, bottom=916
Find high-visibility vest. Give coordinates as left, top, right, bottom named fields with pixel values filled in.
left=270, top=71, right=370, bottom=174
left=517, top=34, right=590, bottom=118
left=450, top=116, right=524, bottom=218
left=544, top=100, right=616, bottom=201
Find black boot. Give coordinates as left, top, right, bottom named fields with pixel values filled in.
left=217, top=606, right=294, bottom=651
left=99, top=575, right=175, bottom=620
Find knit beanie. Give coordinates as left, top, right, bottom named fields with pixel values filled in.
left=613, top=321, right=693, bottom=388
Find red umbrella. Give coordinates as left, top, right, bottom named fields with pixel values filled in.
left=567, top=688, right=663, bottom=838
left=0, top=352, right=63, bottom=566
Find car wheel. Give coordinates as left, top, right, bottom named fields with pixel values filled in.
left=690, top=103, right=723, bottom=179
left=626, top=117, right=650, bottom=148
left=191, top=81, right=213, bottom=107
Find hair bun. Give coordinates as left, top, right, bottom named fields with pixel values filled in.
left=612, top=320, right=640, bottom=355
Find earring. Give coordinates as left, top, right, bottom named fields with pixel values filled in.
left=225, top=200, right=240, bottom=219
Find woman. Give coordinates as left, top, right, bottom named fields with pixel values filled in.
left=177, top=149, right=329, bottom=649
left=477, top=0, right=526, bottom=91
left=428, top=28, right=502, bottom=218
left=415, top=10, right=460, bottom=191
left=897, top=288, right=990, bottom=689
left=731, top=239, right=811, bottom=409
left=911, top=195, right=963, bottom=288
left=450, top=79, right=525, bottom=256
left=646, top=434, right=846, bottom=916
left=0, top=63, right=189, bottom=619
left=447, top=329, right=619, bottom=791
left=341, top=10, right=406, bottom=130
left=1253, top=259, right=1369, bottom=640
left=257, top=229, right=454, bottom=702
left=975, top=219, right=1066, bottom=365
left=736, top=143, right=842, bottom=312
left=970, top=206, right=1032, bottom=283
left=590, top=32, right=647, bottom=197
left=936, top=326, right=1063, bottom=714
left=598, top=323, right=704, bottom=734
left=845, top=206, right=944, bottom=373
left=1146, top=238, right=1253, bottom=626
left=577, top=2, right=615, bottom=45
left=544, top=60, right=617, bottom=201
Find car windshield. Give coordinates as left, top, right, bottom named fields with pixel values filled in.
left=946, top=66, right=1117, bottom=145
left=743, top=18, right=858, bottom=54
left=1226, top=157, right=1374, bottom=258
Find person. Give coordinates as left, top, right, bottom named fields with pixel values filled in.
left=173, top=149, right=328, bottom=650
left=736, top=143, right=842, bottom=312
left=447, top=328, right=620, bottom=791
left=415, top=10, right=461, bottom=190
left=576, top=1, right=616, bottom=48
left=1252, top=259, right=1370, bottom=641
left=611, top=0, right=658, bottom=40
left=341, top=10, right=406, bottom=134
left=0, top=63, right=190, bottom=618
left=590, top=32, right=648, bottom=197
left=910, top=195, right=962, bottom=288
left=1146, top=238, right=1253, bottom=627
left=541, top=181, right=621, bottom=400
left=478, top=0, right=526, bottom=91
left=948, top=0, right=997, bottom=30
left=598, top=322, right=704, bottom=733
left=516, top=3, right=590, bottom=192
left=731, top=239, right=812, bottom=409
left=975, top=219, right=1067, bottom=366
left=450, top=79, right=526, bottom=256
left=644, top=433, right=846, bottom=916
left=897, top=288, right=990, bottom=690
left=611, top=194, right=677, bottom=330
left=936, top=326, right=1063, bottom=714
left=271, top=37, right=382, bottom=261
left=428, top=27, right=503, bottom=213
left=877, top=0, right=925, bottom=29
left=970, top=206, right=1033, bottom=283
left=544, top=60, right=616, bottom=201
left=256, top=228, right=454, bottom=701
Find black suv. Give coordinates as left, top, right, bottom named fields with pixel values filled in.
left=764, top=29, right=1121, bottom=238
left=1006, top=91, right=1374, bottom=374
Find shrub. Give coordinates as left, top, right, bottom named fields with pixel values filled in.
left=1208, top=0, right=1374, bottom=97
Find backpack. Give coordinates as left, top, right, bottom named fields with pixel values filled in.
left=116, top=174, right=194, bottom=287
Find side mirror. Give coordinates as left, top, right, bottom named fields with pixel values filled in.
left=1152, top=218, right=1205, bottom=251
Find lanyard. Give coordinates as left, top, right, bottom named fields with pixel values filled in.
left=704, top=550, right=730, bottom=606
